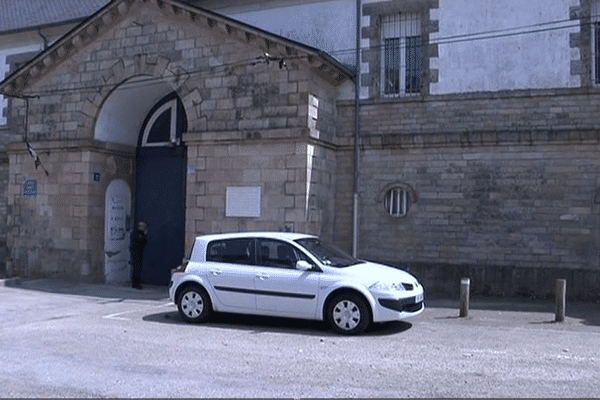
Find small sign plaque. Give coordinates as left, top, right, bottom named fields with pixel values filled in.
left=225, top=186, right=261, bottom=217
left=23, top=178, right=37, bottom=197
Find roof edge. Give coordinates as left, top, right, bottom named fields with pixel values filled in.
left=0, top=0, right=354, bottom=97
left=0, top=0, right=120, bottom=97
left=0, top=17, right=88, bottom=36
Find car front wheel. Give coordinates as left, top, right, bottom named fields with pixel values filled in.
left=326, top=293, right=371, bottom=335
left=177, top=285, right=212, bottom=323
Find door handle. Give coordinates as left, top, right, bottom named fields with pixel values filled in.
left=256, top=273, right=269, bottom=280
left=210, top=270, right=222, bottom=275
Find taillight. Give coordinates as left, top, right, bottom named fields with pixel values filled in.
left=180, top=260, right=189, bottom=272
left=171, top=260, right=188, bottom=276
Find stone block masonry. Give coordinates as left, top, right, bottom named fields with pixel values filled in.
left=184, top=138, right=337, bottom=252
left=336, top=89, right=600, bottom=300
left=1, top=0, right=348, bottom=283
left=5, top=139, right=136, bottom=282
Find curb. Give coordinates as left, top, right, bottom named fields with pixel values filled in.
left=0, top=277, right=21, bottom=287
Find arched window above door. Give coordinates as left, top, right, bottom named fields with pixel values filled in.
left=138, top=92, right=187, bottom=148
left=141, top=99, right=178, bottom=147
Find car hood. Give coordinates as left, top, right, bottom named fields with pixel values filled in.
left=344, top=261, right=418, bottom=285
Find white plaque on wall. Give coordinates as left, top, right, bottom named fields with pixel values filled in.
left=226, top=186, right=261, bottom=217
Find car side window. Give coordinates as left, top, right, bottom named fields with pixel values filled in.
left=207, top=238, right=255, bottom=265
left=257, top=239, right=302, bottom=269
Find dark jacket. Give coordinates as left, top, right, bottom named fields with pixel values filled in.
left=129, top=228, right=147, bottom=255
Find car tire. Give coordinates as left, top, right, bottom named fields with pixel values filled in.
left=326, top=292, right=371, bottom=335
left=177, top=284, right=212, bottom=323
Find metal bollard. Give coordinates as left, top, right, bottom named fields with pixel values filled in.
left=460, top=277, right=470, bottom=317
left=555, top=279, right=566, bottom=322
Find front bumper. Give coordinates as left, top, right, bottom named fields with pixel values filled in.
left=378, top=296, right=424, bottom=313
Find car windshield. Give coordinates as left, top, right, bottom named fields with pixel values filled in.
left=295, top=238, right=360, bottom=268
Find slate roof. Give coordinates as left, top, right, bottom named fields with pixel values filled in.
left=0, top=0, right=111, bottom=34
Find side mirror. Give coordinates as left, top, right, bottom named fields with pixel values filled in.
left=296, top=260, right=313, bottom=271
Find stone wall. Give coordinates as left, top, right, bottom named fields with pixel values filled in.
left=1, top=94, right=28, bottom=275
left=2, top=0, right=345, bottom=281
left=183, top=139, right=335, bottom=249
left=6, top=140, right=135, bottom=281
left=182, top=71, right=340, bottom=251
left=337, top=89, right=600, bottom=300
left=0, top=153, right=8, bottom=274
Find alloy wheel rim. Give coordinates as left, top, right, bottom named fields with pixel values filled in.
left=332, top=300, right=360, bottom=330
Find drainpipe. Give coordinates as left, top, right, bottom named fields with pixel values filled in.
left=352, top=0, right=361, bottom=258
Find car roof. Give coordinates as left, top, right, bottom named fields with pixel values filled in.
left=195, top=231, right=317, bottom=243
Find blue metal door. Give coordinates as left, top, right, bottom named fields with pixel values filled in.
left=135, top=146, right=186, bottom=285
left=135, top=93, right=187, bottom=285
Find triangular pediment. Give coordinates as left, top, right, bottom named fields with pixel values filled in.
left=0, top=0, right=353, bottom=97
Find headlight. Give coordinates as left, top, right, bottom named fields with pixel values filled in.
left=369, top=281, right=406, bottom=292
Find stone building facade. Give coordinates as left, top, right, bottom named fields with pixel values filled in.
left=336, top=90, right=600, bottom=299
left=341, top=0, right=600, bottom=299
left=2, top=0, right=600, bottom=300
left=1, top=0, right=351, bottom=285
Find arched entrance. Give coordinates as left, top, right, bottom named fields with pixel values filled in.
left=97, top=77, right=188, bottom=286
left=135, top=92, right=188, bottom=285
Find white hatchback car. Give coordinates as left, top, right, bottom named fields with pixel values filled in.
left=169, top=232, right=424, bottom=335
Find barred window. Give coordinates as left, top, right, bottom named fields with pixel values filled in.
left=384, top=187, right=411, bottom=217
left=382, top=13, right=423, bottom=96
left=593, top=1, right=600, bottom=84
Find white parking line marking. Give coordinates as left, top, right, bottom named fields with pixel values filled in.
left=102, top=302, right=174, bottom=320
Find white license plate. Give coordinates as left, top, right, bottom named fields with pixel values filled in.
left=415, top=293, right=424, bottom=303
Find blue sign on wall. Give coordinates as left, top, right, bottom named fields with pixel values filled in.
left=23, top=178, right=37, bottom=197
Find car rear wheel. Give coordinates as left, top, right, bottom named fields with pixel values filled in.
left=177, top=285, right=212, bottom=323
left=326, top=293, right=371, bottom=335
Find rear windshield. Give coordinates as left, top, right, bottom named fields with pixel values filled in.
left=295, top=238, right=360, bottom=268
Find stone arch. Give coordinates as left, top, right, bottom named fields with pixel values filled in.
left=95, top=75, right=176, bottom=146
left=89, top=55, right=202, bottom=144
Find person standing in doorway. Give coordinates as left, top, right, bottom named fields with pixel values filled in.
left=130, top=221, right=148, bottom=289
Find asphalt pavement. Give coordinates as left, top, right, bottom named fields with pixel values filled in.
left=0, top=278, right=598, bottom=398
left=3, top=277, right=598, bottom=327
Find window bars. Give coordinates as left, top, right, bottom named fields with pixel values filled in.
left=381, top=12, right=423, bottom=96
left=593, top=0, right=600, bottom=84
left=384, top=187, right=410, bottom=217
